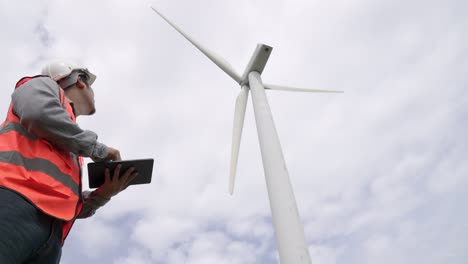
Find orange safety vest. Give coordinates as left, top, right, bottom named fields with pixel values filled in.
left=0, top=76, right=83, bottom=243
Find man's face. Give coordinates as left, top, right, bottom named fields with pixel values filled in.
left=80, top=75, right=96, bottom=115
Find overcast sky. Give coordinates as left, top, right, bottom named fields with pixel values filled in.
left=1, top=0, right=467, bottom=263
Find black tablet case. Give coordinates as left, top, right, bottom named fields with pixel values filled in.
left=87, top=159, right=154, bottom=188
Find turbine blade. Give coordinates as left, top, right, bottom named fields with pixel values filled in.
left=229, top=86, right=249, bottom=195
left=264, top=84, right=343, bottom=93
left=150, top=6, right=242, bottom=83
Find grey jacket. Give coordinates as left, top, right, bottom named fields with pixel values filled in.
left=11, top=76, right=110, bottom=218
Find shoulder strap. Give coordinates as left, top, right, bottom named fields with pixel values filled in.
left=15, top=75, right=49, bottom=89
left=7, top=75, right=70, bottom=122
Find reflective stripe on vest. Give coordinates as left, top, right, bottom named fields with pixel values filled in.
left=0, top=151, right=79, bottom=196
left=0, top=76, right=82, bottom=223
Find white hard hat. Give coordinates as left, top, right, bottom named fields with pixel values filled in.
left=41, top=61, right=97, bottom=86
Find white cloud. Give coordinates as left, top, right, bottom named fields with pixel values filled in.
left=309, top=245, right=339, bottom=264
left=72, top=217, right=125, bottom=259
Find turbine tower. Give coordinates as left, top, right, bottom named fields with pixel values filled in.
left=150, top=7, right=342, bottom=263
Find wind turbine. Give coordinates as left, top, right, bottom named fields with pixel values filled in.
left=150, top=6, right=342, bottom=264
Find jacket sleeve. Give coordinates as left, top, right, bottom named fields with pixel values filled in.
left=11, top=76, right=108, bottom=159
left=76, top=190, right=111, bottom=218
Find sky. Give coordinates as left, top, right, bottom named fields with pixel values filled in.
left=0, top=0, right=467, bottom=263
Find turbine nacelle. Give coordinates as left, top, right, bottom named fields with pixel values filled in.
left=239, top=44, right=273, bottom=86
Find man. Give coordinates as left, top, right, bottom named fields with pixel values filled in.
left=0, top=62, right=137, bottom=263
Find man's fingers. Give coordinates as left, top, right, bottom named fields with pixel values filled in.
left=106, top=147, right=121, bottom=161
left=104, top=168, right=111, bottom=183
left=113, top=153, right=121, bottom=161
left=125, top=172, right=138, bottom=186
left=123, top=172, right=138, bottom=190
left=113, top=150, right=122, bottom=161
left=113, top=164, right=122, bottom=183
left=117, top=167, right=135, bottom=187
left=122, top=167, right=135, bottom=179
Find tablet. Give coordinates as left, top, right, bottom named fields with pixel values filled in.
left=87, top=159, right=154, bottom=189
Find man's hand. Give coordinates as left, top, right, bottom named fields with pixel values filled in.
left=95, top=164, right=138, bottom=199
left=105, top=147, right=121, bottom=161
left=91, top=146, right=121, bottom=162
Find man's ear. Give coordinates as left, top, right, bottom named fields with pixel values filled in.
left=76, top=79, right=86, bottom=89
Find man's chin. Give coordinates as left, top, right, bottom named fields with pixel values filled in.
left=87, top=108, right=96, bottom=115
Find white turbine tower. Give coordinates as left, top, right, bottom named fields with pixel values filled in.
left=150, top=6, right=342, bottom=264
